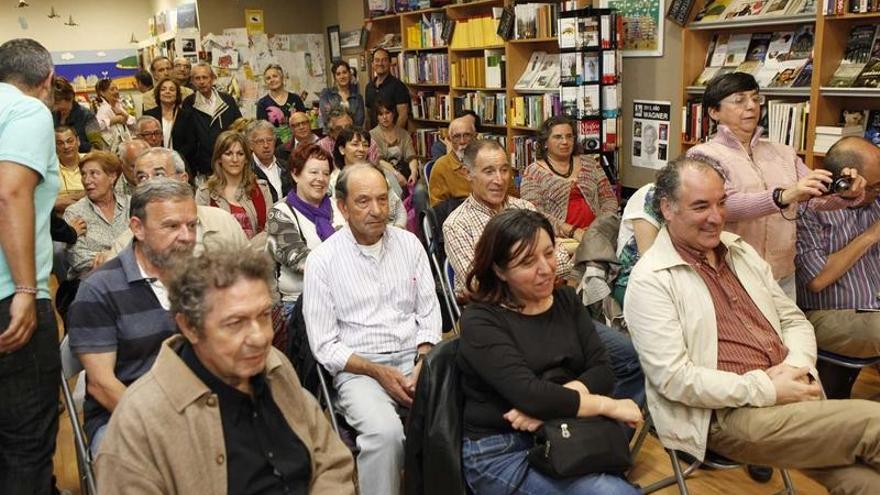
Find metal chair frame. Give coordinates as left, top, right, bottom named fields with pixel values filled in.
left=442, top=258, right=462, bottom=321
left=816, top=349, right=880, bottom=399
left=60, top=335, right=98, bottom=495
left=421, top=209, right=459, bottom=334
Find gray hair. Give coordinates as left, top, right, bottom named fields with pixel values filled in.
left=334, top=162, right=386, bottom=201
left=462, top=138, right=506, bottom=171
left=245, top=119, right=276, bottom=140
left=0, top=39, right=53, bottom=87
left=118, top=138, right=151, bottom=164
left=168, top=247, right=276, bottom=333
left=448, top=115, right=475, bottom=134
left=192, top=62, right=215, bottom=79
left=135, top=115, right=161, bottom=132
left=130, top=177, right=193, bottom=222
left=652, top=155, right=726, bottom=219
left=135, top=147, right=187, bottom=175
left=824, top=136, right=869, bottom=175
left=327, top=105, right=352, bottom=124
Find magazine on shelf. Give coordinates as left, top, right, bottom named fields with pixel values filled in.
left=724, top=33, right=753, bottom=67
left=694, top=0, right=735, bottom=21
left=827, top=25, right=876, bottom=88
left=710, top=34, right=730, bottom=67
left=853, top=28, right=880, bottom=88
left=515, top=51, right=560, bottom=90
left=754, top=31, right=794, bottom=86
left=735, top=33, right=772, bottom=76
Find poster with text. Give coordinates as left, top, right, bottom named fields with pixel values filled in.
left=632, top=100, right=670, bottom=170
left=600, top=0, right=664, bottom=57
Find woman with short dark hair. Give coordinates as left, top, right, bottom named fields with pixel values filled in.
left=370, top=98, right=419, bottom=188
left=688, top=72, right=865, bottom=298
left=458, top=209, right=641, bottom=495
left=319, top=60, right=366, bottom=130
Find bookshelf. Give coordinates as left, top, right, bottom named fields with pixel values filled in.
left=364, top=1, right=592, bottom=167
left=680, top=2, right=880, bottom=168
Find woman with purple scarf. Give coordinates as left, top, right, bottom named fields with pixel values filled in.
left=267, top=143, right=337, bottom=318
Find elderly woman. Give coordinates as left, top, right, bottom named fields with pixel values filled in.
left=257, top=64, right=307, bottom=146
left=687, top=72, right=865, bottom=298
left=267, top=144, right=336, bottom=318
left=53, top=76, right=103, bottom=152
left=521, top=115, right=618, bottom=246
left=458, top=209, right=641, bottom=495
left=196, top=131, right=273, bottom=247
left=94, top=78, right=135, bottom=154
left=331, top=127, right=407, bottom=228
left=319, top=60, right=366, bottom=130
left=370, top=98, right=419, bottom=188
left=144, top=77, right=185, bottom=149
left=63, top=151, right=130, bottom=278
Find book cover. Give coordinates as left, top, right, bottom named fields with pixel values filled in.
left=578, top=17, right=600, bottom=48
left=854, top=27, right=880, bottom=87
left=765, top=31, right=795, bottom=65
left=827, top=25, right=876, bottom=87
left=515, top=51, right=545, bottom=89
left=602, top=50, right=617, bottom=84
left=559, top=16, right=577, bottom=48
left=736, top=32, right=772, bottom=75
left=724, top=33, right=753, bottom=67
left=602, top=84, right=620, bottom=118
left=786, top=25, right=815, bottom=61
left=579, top=84, right=601, bottom=118
left=704, top=36, right=718, bottom=68
left=579, top=120, right=601, bottom=152
left=560, top=52, right=582, bottom=85
left=497, top=6, right=515, bottom=41
left=583, top=52, right=600, bottom=82
left=561, top=86, right=579, bottom=118
left=710, top=34, right=730, bottom=67
left=864, top=110, right=880, bottom=145
left=723, top=0, right=765, bottom=18
left=792, top=58, right=813, bottom=86
left=768, top=59, right=804, bottom=87
left=695, top=0, right=735, bottom=21
left=761, top=0, right=791, bottom=15
left=694, top=66, right=721, bottom=86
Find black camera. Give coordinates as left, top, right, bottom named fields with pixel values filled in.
left=823, top=175, right=852, bottom=196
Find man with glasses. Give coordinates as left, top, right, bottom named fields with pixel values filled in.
left=172, top=57, right=193, bottom=90
left=135, top=116, right=164, bottom=148
left=796, top=136, right=880, bottom=394
left=247, top=119, right=291, bottom=202
left=365, top=47, right=411, bottom=129
left=428, top=116, right=516, bottom=208
left=317, top=106, right=379, bottom=163
left=276, top=111, right=318, bottom=164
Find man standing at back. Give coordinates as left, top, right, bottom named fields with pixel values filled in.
left=364, top=48, right=411, bottom=129
left=0, top=38, right=61, bottom=495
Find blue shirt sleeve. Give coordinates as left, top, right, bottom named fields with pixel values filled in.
left=0, top=95, right=55, bottom=179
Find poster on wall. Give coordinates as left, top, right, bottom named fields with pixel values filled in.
left=245, top=9, right=265, bottom=35
left=632, top=100, right=671, bottom=170
left=52, top=49, right=139, bottom=92
left=600, top=0, right=664, bottom=57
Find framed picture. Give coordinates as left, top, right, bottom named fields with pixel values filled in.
left=327, top=25, right=342, bottom=62
left=600, top=0, right=665, bottom=57
left=340, top=29, right=364, bottom=49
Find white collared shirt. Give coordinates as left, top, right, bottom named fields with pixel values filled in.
left=253, top=153, right=282, bottom=199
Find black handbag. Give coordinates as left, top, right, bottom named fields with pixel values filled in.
left=527, top=416, right=632, bottom=478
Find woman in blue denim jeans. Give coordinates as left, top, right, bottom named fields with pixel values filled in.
left=457, top=209, right=642, bottom=495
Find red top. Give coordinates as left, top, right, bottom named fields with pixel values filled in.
left=228, top=203, right=255, bottom=239
left=210, top=186, right=267, bottom=240
left=565, top=184, right=596, bottom=230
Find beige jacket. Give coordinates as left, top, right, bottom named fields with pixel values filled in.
left=96, top=335, right=355, bottom=494
left=623, top=228, right=819, bottom=461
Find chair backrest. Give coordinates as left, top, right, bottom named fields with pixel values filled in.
left=424, top=159, right=436, bottom=184
left=60, top=335, right=84, bottom=381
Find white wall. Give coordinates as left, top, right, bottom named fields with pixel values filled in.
left=1, top=0, right=154, bottom=52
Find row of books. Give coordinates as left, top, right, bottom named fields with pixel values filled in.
left=405, top=12, right=451, bottom=49
left=511, top=134, right=539, bottom=171
left=823, top=0, right=880, bottom=14
left=411, top=91, right=451, bottom=122
left=514, top=52, right=561, bottom=91
left=558, top=12, right=619, bottom=50
left=400, top=52, right=449, bottom=85
left=561, top=51, right=619, bottom=86
left=450, top=50, right=504, bottom=89
left=694, top=0, right=815, bottom=23
left=766, top=99, right=809, bottom=152
left=452, top=92, right=507, bottom=127
left=449, top=15, right=504, bottom=49
left=682, top=100, right=718, bottom=143
left=828, top=25, right=880, bottom=88
left=513, top=3, right=559, bottom=40
left=692, top=27, right=814, bottom=88
left=510, top=93, right=561, bottom=129
left=560, top=84, right=621, bottom=120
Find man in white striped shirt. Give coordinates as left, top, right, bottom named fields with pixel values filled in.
left=303, top=163, right=441, bottom=495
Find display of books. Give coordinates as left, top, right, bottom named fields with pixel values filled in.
left=735, top=33, right=772, bottom=75
left=827, top=26, right=876, bottom=88
left=694, top=0, right=734, bottom=21
left=853, top=29, right=880, bottom=88
left=724, top=33, right=753, bottom=67
left=514, top=51, right=560, bottom=90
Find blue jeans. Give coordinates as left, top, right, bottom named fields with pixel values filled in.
left=462, top=432, right=639, bottom=495
left=593, top=321, right=645, bottom=408
left=0, top=297, right=60, bottom=495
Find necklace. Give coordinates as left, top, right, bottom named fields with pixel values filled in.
left=545, top=155, right=574, bottom=179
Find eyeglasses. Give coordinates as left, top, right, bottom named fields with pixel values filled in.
left=722, top=94, right=766, bottom=108
left=251, top=138, right=274, bottom=146
left=291, top=120, right=310, bottom=127
left=138, top=131, right=163, bottom=137
left=450, top=132, right=475, bottom=141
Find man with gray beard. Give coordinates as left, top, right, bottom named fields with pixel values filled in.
left=67, top=178, right=198, bottom=456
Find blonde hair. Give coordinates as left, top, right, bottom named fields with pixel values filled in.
left=206, top=130, right=257, bottom=195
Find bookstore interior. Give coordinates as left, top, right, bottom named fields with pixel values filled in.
left=6, top=0, right=880, bottom=493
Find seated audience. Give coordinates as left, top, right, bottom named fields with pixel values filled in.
left=196, top=130, right=273, bottom=246
left=116, top=139, right=149, bottom=198
left=304, top=163, right=442, bottom=495
left=93, top=78, right=135, bottom=154
left=521, top=115, right=618, bottom=246
left=248, top=119, right=293, bottom=202
left=370, top=98, right=419, bottom=188
left=131, top=69, right=152, bottom=118
left=444, top=139, right=644, bottom=406
left=430, top=110, right=480, bottom=161
left=429, top=116, right=475, bottom=207
left=797, top=136, right=880, bottom=358
left=68, top=178, right=198, bottom=456
left=63, top=151, right=129, bottom=278
left=178, top=62, right=243, bottom=180
left=53, top=76, right=102, bottom=152
left=319, top=60, right=366, bottom=130
left=317, top=106, right=379, bottom=164
left=96, top=248, right=356, bottom=494
left=459, top=209, right=642, bottom=495
left=54, top=125, right=86, bottom=212
left=267, top=144, right=336, bottom=319
left=134, top=115, right=163, bottom=148
left=624, top=155, right=880, bottom=494
left=613, top=183, right=660, bottom=306
left=257, top=64, right=306, bottom=146
left=108, top=147, right=248, bottom=256
left=144, top=77, right=186, bottom=150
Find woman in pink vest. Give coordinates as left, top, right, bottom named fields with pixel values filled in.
left=687, top=73, right=865, bottom=299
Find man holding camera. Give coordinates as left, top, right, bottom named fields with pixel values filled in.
left=797, top=136, right=880, bottom=363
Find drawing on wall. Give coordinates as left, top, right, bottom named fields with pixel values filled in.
left=601, top=0, right=665, bottom=57
left=52, top=49, right=139, bottom=91
left=632, top=100, right=671, bottom=169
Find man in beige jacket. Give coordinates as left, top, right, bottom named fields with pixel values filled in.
left=96, top=247, right=355, bottom=494
left=625, top=156, right=880, bottom=494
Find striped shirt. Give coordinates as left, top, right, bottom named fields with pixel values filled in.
left=675, top=242, right=788, bottom=375
left=67, top=243, right=176, bottom=439
left=796, top=198, right=880, bottom=310
left=302, top=226, right=442, bottom=374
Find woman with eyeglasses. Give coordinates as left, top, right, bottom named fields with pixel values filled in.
left=256, top=64, right=307, bottom=146
left=520, top=115, right=618, bottom=251
left=319, top=60, right=366, bottom=131
left=687, top=72, right=866, bottom=299
left=94, top=78, right=135, bottom=154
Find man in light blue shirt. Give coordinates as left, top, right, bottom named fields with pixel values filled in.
left=0, top=38, right=61, bottom=493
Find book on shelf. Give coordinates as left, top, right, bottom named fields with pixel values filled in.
left=511, top=134, right=539, bottom=171
left=767, top=25, right=814, bottom=88
left=485, top=49, right=505, bottom=88
left=602, top=84, right=621, bottom=118
left=514, top=51, right=560, bottom=91
left=694, top=0, right=735, bottom=21
left=450, top=56, right=485, bottom=88
left=853, top=29, right=880, bottom=88
left=827, top=26, right=876, bottom=87
left=558, top=16, right=600, bottom=49
left=411, top=91, right=451, bottom=122
left=813, top=125, right=863, bottom=152
left=511, top=93, right=561, bottom=128
left=452, top=92, right=507, bottom=126
left=693, top=0, right=814, bottom=22
left=579, top=120, right=602, bottom=152
left=767, top=99, right=809, bottom=152
left=735, top=33, right=772, bottom=76
left=560, top=52, right=582, bottom=85
left=401, top=52, right=449, bottom=84
left=602, top=50, right=618, bottom=84
left=710, top=34, right=730, bottom=67
left=823, top=0, right=878, bottom=14
left=682, top=100, right=718, bottom=143
left=865, top=110, right=880, bottom=146
left=754, top=31, right=795, bottom=86
left=722, top=0, right=766, bottom=19
left=414, top=127, right=442, bottom=158
left=406, top=12, right=450, bottom=49
left=579, top=84, right=601, bottom=119
left=450, top=15, right=503, bottom=49
left=603, top=117, right=618, bottom=151
left=497, top=6, right=515, bottom=41
left=514, top=3, right=559, bottom=40
left=724, top=33, right=753, bottom=67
